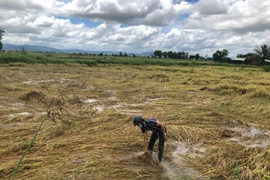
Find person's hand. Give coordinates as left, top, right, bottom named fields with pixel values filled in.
left=164, top=134, right=167, bottom=142
left=143, top=150, right=148, bottom=155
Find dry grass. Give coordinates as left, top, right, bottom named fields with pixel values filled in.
left=0, top=64, right=269, bottom=179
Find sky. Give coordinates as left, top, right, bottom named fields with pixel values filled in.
left=1, top=0, right=270, bottom=57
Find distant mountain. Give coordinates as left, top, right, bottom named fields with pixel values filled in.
left=139, top=51, right=153, bottom=57
left=3, top=44, right=110, bottom=54
left=2, top=43, right=153, bottom=56
left=3, top=44, right=61, bottom=52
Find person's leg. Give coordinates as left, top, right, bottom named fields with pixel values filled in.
left=148, top=132, right=158, bottom=151
left=158, top=132, right=165, bottom=162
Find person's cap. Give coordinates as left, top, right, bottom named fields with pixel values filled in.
left=133, top=115, right=143, bottom=126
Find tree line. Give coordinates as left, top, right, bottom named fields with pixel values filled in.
left=212, top=45, right=270, bottom=64
left=154, top=45, right=270, bottom=65
left=153, top=50, right=194, bottom=59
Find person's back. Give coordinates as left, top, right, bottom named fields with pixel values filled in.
left=134, top=116, right=167, bottom=162
left=140, top=118, right=162, bottom=133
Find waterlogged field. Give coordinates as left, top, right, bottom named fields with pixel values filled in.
left=0, top=63, right=270, bottom=179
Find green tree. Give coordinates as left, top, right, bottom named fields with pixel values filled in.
left=0, top=27, right=5, bottom=50
left=163, top=51, right=168, bottom=58
left=254, top=44, right=270, bottom=64
left=177, top=52, right=181, bottom=59
left=167, top=51, right=173, bottom=59
left=21, top=46, right=27, bottom=55
left=195, top=53, right=200, bottom=60
left=213, top=49, right=229, bottom=61
left=154, top=50, right=162, bottom=58
left=173, top=52, right=177, bottom=59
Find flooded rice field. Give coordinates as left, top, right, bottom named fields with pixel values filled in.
left=0, top=64, right=270, bottom=179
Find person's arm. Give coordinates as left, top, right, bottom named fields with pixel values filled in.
left=143, top=131, right=148, bottom=154
left=156, top=120, right=167, bottom=141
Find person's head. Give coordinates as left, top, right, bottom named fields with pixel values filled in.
left=133, top=115, right=143, bottom=126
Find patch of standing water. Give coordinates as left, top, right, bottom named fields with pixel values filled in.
left=242, top=127, right=263, bottom=138
left=11, top=103, right=24, bottom=107
left=89, top=97, right=162, bottom=115
left=1, top=103, right=25, bottom=111
left=110, top=103, right=142, bottom=115
left=228, top=126, right=270, bottom=149
left=93, top=105, right=104, bottom=112
left=23, top=79, right=55, bottom=85
left=84, top=99, right=99, bottom=103
left=162, top=160, right=202, bottom=180
left=162, top=141, right=205, bottom=180
left=106, top=90, right=117, bottom=94
left=8, top=112, right=31, bottom=118
left=118, top=143, right=204, bottom=179
left=7, top=111, right=47, bottom=118
left=108, top=96, right=116, bottom=101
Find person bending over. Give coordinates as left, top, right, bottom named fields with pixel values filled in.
left=133, top=115, right=167, bottom=162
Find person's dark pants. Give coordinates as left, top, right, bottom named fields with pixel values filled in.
left=148, top=129, right=166, bottom=162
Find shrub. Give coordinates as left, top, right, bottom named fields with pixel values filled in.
left=262, top=66, right=270, bottom=72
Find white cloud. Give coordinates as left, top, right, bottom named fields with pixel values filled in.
left=57, top=0, right=159, bottom=25
left=56, top=0, right=191, bottom=26
left=141, top=1, right=191, bottom=26
left=185, top=0, right=270, bottom=33
left=30, top=15, right=55, bottom=28
left=0, top=0, right=270, bottom=57
left=0, top=0, right=44, bottom=11
left=195, top=0, right=228, bottom=15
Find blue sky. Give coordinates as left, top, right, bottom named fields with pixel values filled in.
left=1, top=0, right=270, bottom=57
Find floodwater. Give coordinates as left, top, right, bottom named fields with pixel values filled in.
left=125, top=141, right=205, bottom=180
left=115, top=139, right=205, bottom=179
left=23, top=79, right=55, bottom=85
left=84, top=99, right=99, bottom=103
left=93, top=105, right=104, bottom=112
left=126, top=125, right=270, bottom=180
left=84, top=94, right=163, bottom=115
left=161, top=141, right=205, bottom=180
left=227, top=126, right=270, bottom=149
left=2, top=86, right=269, bottom=179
